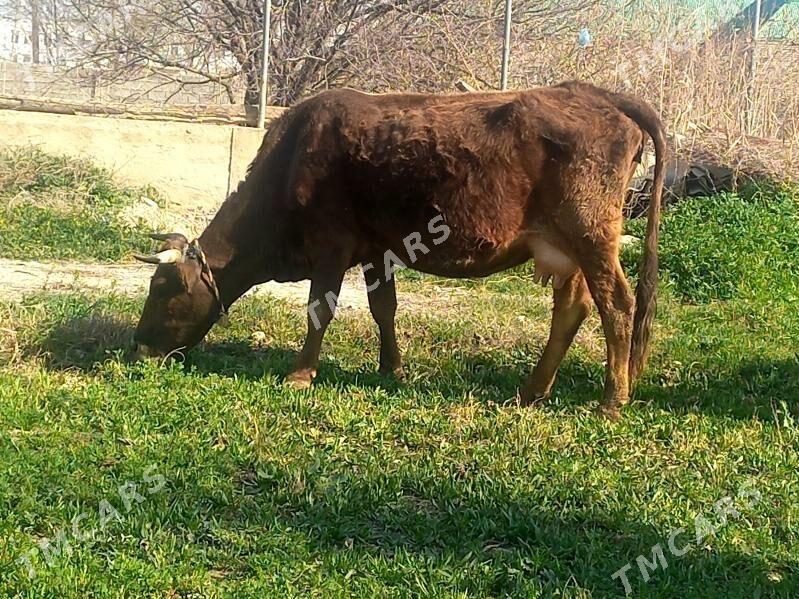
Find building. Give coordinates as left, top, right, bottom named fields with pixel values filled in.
left=0, top=1, right=94, bottom=66
left=0, top=13, right=35, bottom=63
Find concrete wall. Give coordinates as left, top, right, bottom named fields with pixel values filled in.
left=0, top=109, right=266, bottom=213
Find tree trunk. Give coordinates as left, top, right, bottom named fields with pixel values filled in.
left=243, top=59, right=260, bottom=107
left=30, top=0, right=40, bottom=64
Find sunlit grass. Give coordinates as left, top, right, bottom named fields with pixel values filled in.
left=0, top=147, right=158, bottom=261
left=1, top=155, right=798, bottom=595
left=0, top=267, right=797, bottom=596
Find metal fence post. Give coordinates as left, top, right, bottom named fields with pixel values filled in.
left=746, top=0, right=762, bottom=134
left=500, top=0, right=513, bottom=90
left=257, top=0, right=272, bottom=129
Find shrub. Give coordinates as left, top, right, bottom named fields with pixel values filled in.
left=0, top=147, right=158, bottom=261
left=624, top=184, right=799, bottom=303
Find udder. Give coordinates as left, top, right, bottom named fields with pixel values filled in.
left=529, top=235, right=579, bottom=289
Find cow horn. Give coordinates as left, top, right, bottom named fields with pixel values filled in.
left=133, top=248, right=185, bottom=265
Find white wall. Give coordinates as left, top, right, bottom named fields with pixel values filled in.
left=0, top=109, right=267, bottom=214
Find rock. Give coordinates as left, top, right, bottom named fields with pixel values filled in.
left=119, top=199, right=161, bottom=229
left=620, top=235, right=641, bottom=246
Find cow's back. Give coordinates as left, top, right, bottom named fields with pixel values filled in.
left=261, top=84, right=643, bottom=274
left=295, top=86, right=634, bottom=240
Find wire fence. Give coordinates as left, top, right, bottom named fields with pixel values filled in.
left=0, top=1, right=797, bottom=147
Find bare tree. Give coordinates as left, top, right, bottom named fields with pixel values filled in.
left=48, top=0, right=464, bottom=106
left=43, top=0, right=603, bottom=105
left=4, top=0, right=602, bottom=106
left=0, top=0, right=45, bottom=62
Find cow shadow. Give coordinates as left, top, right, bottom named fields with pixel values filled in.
left=26, top=315, right=406, bottom=394
left=170, top=456, right=798, bottom=597
left=450, top=353, right=799, bottom=421
left=187, top=339, right=409, bottom=393
left=191, top=335, right=798, bottom=421
left=28, top=314, right=797, bottom=422
left=24, top=313, right=137, bottom=371
left=188, top=338, right=798, bottom=422
left=637, top=355, right=799, bottom=421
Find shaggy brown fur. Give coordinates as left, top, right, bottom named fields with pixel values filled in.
left=133, top=80, right=666, bottom=418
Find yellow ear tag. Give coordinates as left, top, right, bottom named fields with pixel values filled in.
left=217, top=313, right=231, bottom=328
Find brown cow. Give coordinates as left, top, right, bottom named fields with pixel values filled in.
left=133, top=81, right=665, bottom=418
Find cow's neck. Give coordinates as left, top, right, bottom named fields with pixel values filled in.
left=197, top=175, right=274, bottom=309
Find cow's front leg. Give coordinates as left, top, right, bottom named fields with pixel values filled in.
left=363, top=263, right=403, bottom=377
left=286, top=266, right=347, bottom=389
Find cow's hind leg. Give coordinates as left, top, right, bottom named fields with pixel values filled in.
left=286, top=265, right=347, bottom=389
left=363, top=263, right=403, bottom=377
left=520, top=271, right=591, bottom=406
left=580, top=253, right=635, bottom=420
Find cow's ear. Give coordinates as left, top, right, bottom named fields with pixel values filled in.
left=150, top=232, right=189, bottom=253
left=135, top=232, right=189, bottom=264
left=150, top=232, right=188, bottom=244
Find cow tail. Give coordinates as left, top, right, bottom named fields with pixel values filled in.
left=609, top=92, right=666, bottom=382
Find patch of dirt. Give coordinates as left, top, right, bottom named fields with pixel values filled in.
left=0, top=258, right=461, bottom=313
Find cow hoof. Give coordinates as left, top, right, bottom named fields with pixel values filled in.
left=517, top=389, right=549, bottom=408
left=285, top=369, right=316, bottom=390
left=379, top=366, right=405, bottom=380
left=596, top=404, right=622, bottom=422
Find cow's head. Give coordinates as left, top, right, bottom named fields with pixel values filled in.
left=133, top=233, right=228, bottom=359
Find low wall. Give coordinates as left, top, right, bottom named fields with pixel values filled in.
left=0, top=109, right=268, bottom=213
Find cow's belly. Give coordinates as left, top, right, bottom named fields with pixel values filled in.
left=407, top=230, right=580, bottom=287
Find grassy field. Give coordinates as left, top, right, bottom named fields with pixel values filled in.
left=1, top=153, right=798, bottom=596
left=0, top=147, right=157, bottom=261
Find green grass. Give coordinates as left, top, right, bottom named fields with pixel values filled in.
left=0, top=167, right=798, bottom=595
left=624, top=183, right=799, bottom=304
left=0, top=147, right=157, bottom=261
left=0, top=285, right=797, bottom=597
